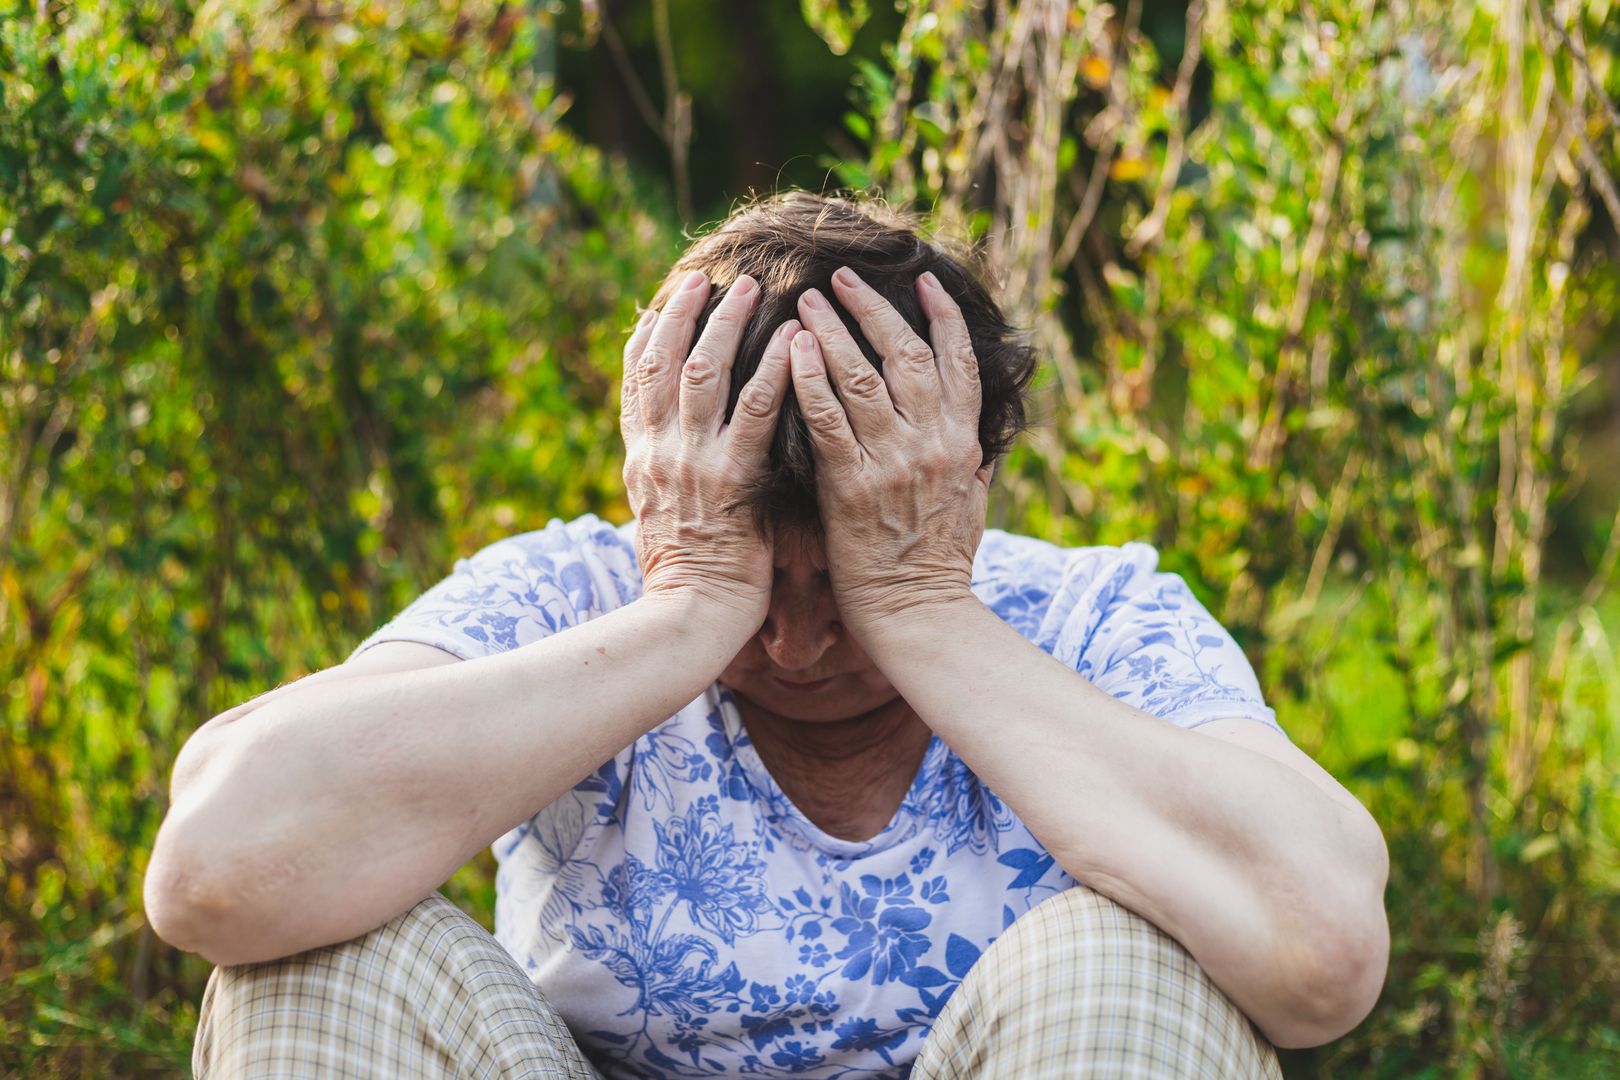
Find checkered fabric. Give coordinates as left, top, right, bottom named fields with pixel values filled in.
left=193, top=886, right=1279, bottom=1078
left=191, top=893, right=602, bottom=1079
left=911, top=885, right=1283, bottom=1079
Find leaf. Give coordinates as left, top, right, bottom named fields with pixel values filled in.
left=800, top=0, right=871, bottom=56
left=945, top=933, right=982, bottom=978
left=1109, top=156, right=1150, bottom=181
left=1520, top=834, right=1560, bottom=863
left=879, top=906, right=932, bottom=932
left=900, top=965, right=949, bottom=987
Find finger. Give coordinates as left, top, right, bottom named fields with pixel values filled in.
left=724, top=318, right=799, bottom=463
left=789, top=329, right=862, bottom=474
left=619, top=306, right=658, bottom=440
left=829, top=266, right=942, bottom=428
left=796, top=287, right=899, bottom=445
left=916, top=271, right=981, bottom=418
left=681, top=274, right=759, bottom=440
left=639, top=269, right=710, bottom=431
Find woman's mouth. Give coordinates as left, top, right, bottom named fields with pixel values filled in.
left=769, top=675, right=836, bottom=692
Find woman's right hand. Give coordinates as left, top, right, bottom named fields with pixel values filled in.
left=621, top=269, right=797, bottom=631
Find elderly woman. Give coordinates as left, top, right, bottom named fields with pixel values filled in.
left=146, top=193, right=1389, bottom=1079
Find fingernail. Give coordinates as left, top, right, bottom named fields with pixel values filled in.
left=637, top=307, right=657, bottom=327
left=731, top=274, right=756, bottom=298
left=919, top=271, right=941, bottom=292
left=793, top=330, right=818, bottom=352
left=682, top=269, right=709, bottom=292
left=801, top=289, right=829, bottom=311
left=832, top=266, right=860, bottom=289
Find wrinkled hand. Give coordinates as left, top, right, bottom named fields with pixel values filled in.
left=789, top=268, right=990, bottom=638
left=622, top=270, right=799, bottom=627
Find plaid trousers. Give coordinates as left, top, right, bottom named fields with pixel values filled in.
left=193, top=886, right=1281, bottom=1078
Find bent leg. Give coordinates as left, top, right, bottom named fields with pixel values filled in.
left=192, top=893, right=601, bottom=1079
left=913, top=886, right=1282, bottom=1079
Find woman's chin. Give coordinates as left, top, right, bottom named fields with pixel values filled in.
left=724, top=673, right=896, bottom=723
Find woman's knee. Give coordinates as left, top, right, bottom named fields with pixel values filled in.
left=913, top=886, right=1281, bottom=1079
left=193, top=892, right=596, bottom=1079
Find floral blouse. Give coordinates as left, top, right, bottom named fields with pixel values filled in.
left=350, top=514, right=1282, bottom=1079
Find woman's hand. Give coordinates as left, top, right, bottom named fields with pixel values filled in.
left=788, top=267, right=990, bottom=640
left=622, top=269, right=798, bottom=629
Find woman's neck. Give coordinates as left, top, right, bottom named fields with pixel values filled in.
left=731, top=694, right=934, bottom=842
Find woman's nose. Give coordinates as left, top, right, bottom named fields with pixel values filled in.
left=758, top=584, right=841, bottom=672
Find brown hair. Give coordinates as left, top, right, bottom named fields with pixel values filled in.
left=647, top=192, right=1038, bottom=531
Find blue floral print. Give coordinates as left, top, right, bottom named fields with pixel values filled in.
left=351, top=515, right=1282, bottom=1078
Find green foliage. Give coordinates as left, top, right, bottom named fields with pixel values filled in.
left=849, top=0, right=1620, bottom=1075
left=3, top=0, right=1619, bottom=1076
left=1, top=1, right=676, bottom=1072
left=801, top=0, right=872, bottom=56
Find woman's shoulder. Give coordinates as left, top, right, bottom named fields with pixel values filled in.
left=971, top=530, right=1170, bottom=647
left=973, top=529, right=1161, bottom=595
left=350, top=514, right=643, bottom=663
left=467, top=513, right=643, bottom=607
left=475, top=512, right=637, bottom=564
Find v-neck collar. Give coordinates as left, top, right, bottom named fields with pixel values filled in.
left=712, top=685, right=950, bottom=859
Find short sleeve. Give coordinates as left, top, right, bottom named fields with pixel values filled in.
left=348, top=514, right=642, bottom=663
left=1072, top=544, right=1280, bottom=732
left=345, top=514, right=644, bottom=873
left=974, top=532, right=1282, bottom=734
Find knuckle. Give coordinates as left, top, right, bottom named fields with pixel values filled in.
left=900, top=340, right=935, bottom=368
left=681, top=353, right=720, bottom=388
left=736, top=382, right=776, bottom=420
left=643, top=455, right=677, bottom=486
left=844, top=364, right=885, bottom=399
left=803, top=399, right=846, bottom=430
left=847, top=292, right=882, bottom=317
left=637, top=348, right=672, bottom=386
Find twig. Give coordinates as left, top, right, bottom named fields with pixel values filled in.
left=1247, top=99, right=1351, bottom=473
left=595, top=2, right=692, bottom=225
left=651, top=0, right=693, bottom=224
left=1573, top=115, right=1620, bottom=231
left=1125, top=0, right=1206, bottom=257
left=1532, top=0, right=1620, bottom=134
left=597, top=15, right=665, bottom=139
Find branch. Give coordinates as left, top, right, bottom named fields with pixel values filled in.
left=651, top=0, right=693, bottom=225
left=1125, top=0, right=1205, bottom=258
left=1533, top=0, right=1620, bottom=135
left=596, top=2, right=692, bottom=225
left=597, top=14, right=666, bottom=139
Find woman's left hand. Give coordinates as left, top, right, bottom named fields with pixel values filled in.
left=789, top=267, right=990, bottom=640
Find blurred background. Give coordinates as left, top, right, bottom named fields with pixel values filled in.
left=2, top=0, right=1617, bottom=1075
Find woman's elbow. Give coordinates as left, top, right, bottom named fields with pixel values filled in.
left=1264, top=890, right=1391, bottom=1048
left=143, top=788, right=303, bottom=967
left=143, top=817, right=244, bottom=964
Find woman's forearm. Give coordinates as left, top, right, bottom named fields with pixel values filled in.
left=145, top=589, right=749, bottom=966
left=860, top=593, right=1388, bottom=1048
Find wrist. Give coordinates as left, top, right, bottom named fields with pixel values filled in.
left=840, top=583, right=983, bottom=654
left=637, top=582, right=763, bottom=652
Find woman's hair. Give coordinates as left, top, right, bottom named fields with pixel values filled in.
left=647, top=191, right=1038, bottom=532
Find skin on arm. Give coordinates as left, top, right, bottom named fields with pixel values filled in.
left=787, top=268, right=1390, bottom=1049
left=144, top=272, right=797, bottom=966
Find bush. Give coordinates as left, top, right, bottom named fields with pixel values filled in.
left=3, top=0, right=1617, bottom=1074
left=835, top=0, right=1620, bottom=1074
